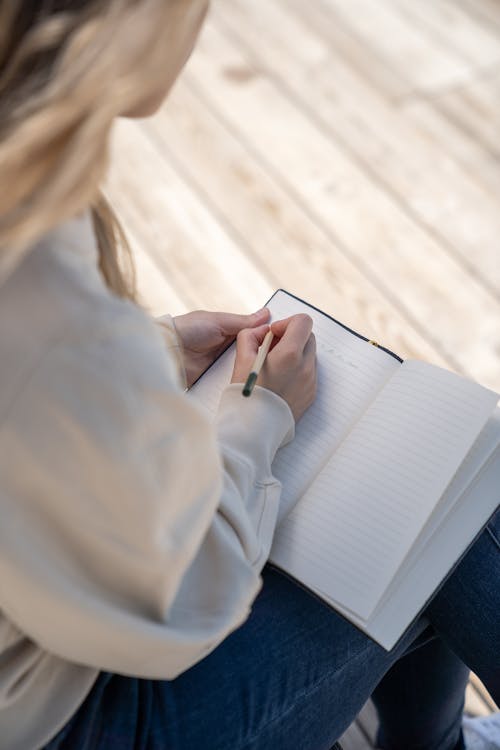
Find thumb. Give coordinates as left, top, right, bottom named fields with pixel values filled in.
left=220, top=307, right=270, bottom=335
left=271, top=314, right=313, bottom=348
left=270, top=315, right=295, bottom=338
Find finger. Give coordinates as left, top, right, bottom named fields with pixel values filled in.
left=303, top=332, right=317, bottom=360
left=303, top=334, right=317, bottom=380
left=270, top=314, right=313, bottom=339
left=219, top=308, right=270, bottom=335
left=271, top=314, right=313, bottom=351
left=236, top=324, right=271, bottom=358
left=267, top=315, right=294, bottom=352
left=268, top=315, right=294, bottom=338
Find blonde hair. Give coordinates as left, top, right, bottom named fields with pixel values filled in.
left=0, top=0, right=204, bottom=298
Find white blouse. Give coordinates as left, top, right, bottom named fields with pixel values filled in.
left=0, top=212, right=294, bottom=750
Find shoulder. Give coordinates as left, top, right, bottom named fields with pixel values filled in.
left=0, top=210, right=153, bottom=345
left=0, top=265, right=213, bottom=506
left=0, top=211, right=181, bottom=421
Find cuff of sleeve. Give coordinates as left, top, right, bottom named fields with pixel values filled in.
left=216, top=383, right=295, bottom=476
left=155, top=314, right=188, bottom=391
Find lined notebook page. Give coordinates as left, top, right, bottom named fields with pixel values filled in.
left=189, top=290, right=400, bottom=517
left=372, top=408, right=500, bottom=620
left=270, top=359, right=498, bottom=621
left=367, top=410, right=500, bottom=649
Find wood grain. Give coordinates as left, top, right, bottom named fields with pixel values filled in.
left=308, top=0, right=475, bottom=93
left=211, top=0, right=500, bottom=301
left=144, top=85, right=448, bottom=364
left=184, top=19, right=500, bottom=388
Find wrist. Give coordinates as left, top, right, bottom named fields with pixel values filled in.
left=216, top=383, right=295, bottom=473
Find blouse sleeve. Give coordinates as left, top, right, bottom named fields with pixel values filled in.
left=0, top=310, right=294, bottom=679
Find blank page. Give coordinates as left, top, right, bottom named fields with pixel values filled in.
left=270, top=359, right=498, bottom=620
left=372, top=407, right=500, bottom=619
left=367, top=408, right=500, bottom=649
left=189, top=290, right=400, bottom=518
left=311, top=412, right=500, bottom=650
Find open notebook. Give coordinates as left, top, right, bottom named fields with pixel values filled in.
left=188, top=289, right=500, bottom=650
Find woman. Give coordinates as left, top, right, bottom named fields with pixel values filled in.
left=0, top=2, right=498, bottom=749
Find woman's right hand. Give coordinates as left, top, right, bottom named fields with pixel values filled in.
left=231, top=314, right=317, bottom=422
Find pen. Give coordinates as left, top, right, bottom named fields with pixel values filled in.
left=242, top=329, right=274, bottom=397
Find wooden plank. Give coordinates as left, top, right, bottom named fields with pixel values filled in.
left=466, top=682, right=493, bottom=718
left=401, top=97, right=500, bottom=197
left=460, top=0, right=500, bottom=34
left=356, top=700, right=378, bottom=745
left=340, top=719, right=374, bottom=750
left=432, top=69, right=500, bottom=159
left=144, top=84, right=449, bottom=365
left=358, top=682, right=495, bottom=736
left=105, top=118, right=272, bottom=313
left=122, top=226, right=189, bottom=317
left=350, top=679, right=497, bottom=742
left=313, top=0, right=474, bottom=93
left=281, top=0, right=409, bottom=101
left=350, top=682, right=496, bottom=742
left=185, top=19, right=500, bottom=389
left=470, top=673, right=499, bottom=712
left=393, top=0, right=500, bottom=68
left=212, top=0, right=500, bottom=301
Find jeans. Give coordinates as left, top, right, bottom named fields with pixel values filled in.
left=45, top=507, right=500, bottom=750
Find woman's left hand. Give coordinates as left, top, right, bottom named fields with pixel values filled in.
left=173, top=307, right=270, bottom=387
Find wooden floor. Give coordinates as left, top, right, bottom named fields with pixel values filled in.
left=104, top=0, right=500, bottom=746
